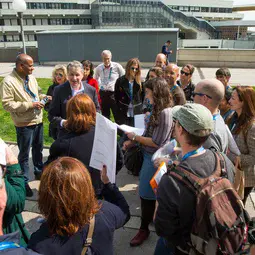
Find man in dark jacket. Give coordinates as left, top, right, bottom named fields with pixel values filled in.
left=48, top=61, right=100, bottom=139
left=154, top=103, right=235, bottom=254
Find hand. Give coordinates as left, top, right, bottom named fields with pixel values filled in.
left=234, top=156, right=241, bottom=169
left=5, top=147, right=18, bottom=166
left=101, top=165, right=110, bottom=184
left=173, top=160, right=180, bottom=166
left=122, top=140, right=134, bottom=151
left=32, top=102, right=44, bottom=110
left=172, top=147, right=182, bottom=156
left=154, top=157, right=169, bottom=168
left=126, top=132, right=136, bottom=141
left=47, top=96, right=52, bottom=101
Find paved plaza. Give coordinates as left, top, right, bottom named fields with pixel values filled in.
left=0, top=62, right=254, bottom=86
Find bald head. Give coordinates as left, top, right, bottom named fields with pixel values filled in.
left=155, top=53, right=167, bottom=68
left=195, top=79, right=225, bottom=109
left=164, top=63, right=179, bottom=87
left=15, top=54, right=34, bottom=76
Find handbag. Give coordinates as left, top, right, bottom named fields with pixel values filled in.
left=81, top=216, right=95, bottom=255
left=124, top=145, right=143, bottom=176
left=233, top=156, right=245, bottom=200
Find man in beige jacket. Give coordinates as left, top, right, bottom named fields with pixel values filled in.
left=0, top=54, right=51, bottom=197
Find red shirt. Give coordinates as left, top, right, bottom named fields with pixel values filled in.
left=86, top=76, right=101, bottom=105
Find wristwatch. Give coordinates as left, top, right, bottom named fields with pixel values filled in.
left=132, top=134, right=137, bottom=141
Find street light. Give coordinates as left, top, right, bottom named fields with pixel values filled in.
left=12, top=0, right=27, bottom=54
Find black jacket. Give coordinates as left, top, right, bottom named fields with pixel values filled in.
left=44, top=126, right=124, bottom=197
left=114, top=76, right=144, bottom=121
left=176, top=80, right=195, bottom=102
left=28, top=183, right=130, bottom=255
left=48, top=81, right=100, bottom=135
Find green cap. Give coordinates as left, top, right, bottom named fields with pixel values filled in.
left=172, top=103, right=213, bottom=137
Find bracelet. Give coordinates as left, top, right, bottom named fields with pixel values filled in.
left=132, top=134, right=137, bottom=141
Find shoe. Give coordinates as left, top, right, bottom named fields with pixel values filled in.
left=25, top=183, right=33, bottom=197
left=34, top=171, right=42, bottom=181
left=130, top=229, right=150, bottom=247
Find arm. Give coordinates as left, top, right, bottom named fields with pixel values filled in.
left=240, top=124, right=255, bottom=167
left=118, top=64, right=125, bottom=77
left=94, top=66, right=100, bottom=81
left=92, top=87, right=101, bottom=112
left=162, top=45, right=170, bottom=55
left=5, top=164, right=26, bottom=214
left=1, top=81, right=33, bottom=113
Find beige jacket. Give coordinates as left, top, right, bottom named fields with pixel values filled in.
left=235, top=123, right=255, bottom=187
left=0, top=69, right=45, bottom=127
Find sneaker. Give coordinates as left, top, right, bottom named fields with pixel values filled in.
left=130, top=229, right=150, bottom=247
left=25, top=183, right=33, bottom=197
left=34, top=171, right=42, bottom=181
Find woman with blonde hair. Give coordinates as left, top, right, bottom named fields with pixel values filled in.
left=45, top=64, right=67, bottom=138
left=228, top=86, right=255, bottom=205
left=114, top=58, right=144, bottom=126
left=45, top=94, right=123, bottom=196
left=28, top=157, right=130, bottom=255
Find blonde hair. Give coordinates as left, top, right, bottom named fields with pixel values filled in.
left=52, top=64, right=67, bottom=84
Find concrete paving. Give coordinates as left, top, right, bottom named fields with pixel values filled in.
left=0, top=62, right=254, bottom=86
left=5, top=144, right=255, bottom=255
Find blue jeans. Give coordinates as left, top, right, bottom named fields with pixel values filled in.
left=15, top=123, right=43, bottom=183
left=154, top=237, right=174, bottom=255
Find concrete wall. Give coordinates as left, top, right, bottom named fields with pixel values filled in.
left=0, top=48, right=38, bottom=62
left=177, top=48, right=255, bottom=68
left=36, top=29, right=178, bottom=63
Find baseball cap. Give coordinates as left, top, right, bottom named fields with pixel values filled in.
left=172, top=103, right=213, bottom=137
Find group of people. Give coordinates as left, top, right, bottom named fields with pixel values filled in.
left=0, top=46, right=254, bottom=255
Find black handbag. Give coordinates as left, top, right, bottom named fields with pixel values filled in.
left=124, top=145, right=143, bottom=176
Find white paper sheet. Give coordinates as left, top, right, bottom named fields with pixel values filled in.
left=134, top=114, right=145, bottom=129
left=117, top=124, right=144, bottom=136
left=154, top=163, right=167, bottom=185
left=89, top=113, right=117, bottom=183
left=0, top=138, right=7, bottom=166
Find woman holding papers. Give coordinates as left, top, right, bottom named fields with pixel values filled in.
left=114, top=58, right=144, bottom=127
left=228, top=86, right=255, bottom=205
left=123, top=77, right=174, bottom=247
left=45, top=94, right=123, bottom=198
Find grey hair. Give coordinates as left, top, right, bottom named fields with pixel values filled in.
left=101, top=50, right=112, bottom=57
left=67, top=61, right=84, bottom=73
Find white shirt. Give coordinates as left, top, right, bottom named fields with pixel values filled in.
left=94, top=62, right=125, bottom=92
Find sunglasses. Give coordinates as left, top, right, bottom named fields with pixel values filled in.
left=180, top=70, right=191, bottom=76
left=55, top=73, right=63, bottom=78
left=130, top=67, right=138, bottom=71
left=192, top=92, right=212, bottom=99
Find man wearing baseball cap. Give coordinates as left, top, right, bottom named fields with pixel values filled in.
left=154, top=103, right=235, bottom=255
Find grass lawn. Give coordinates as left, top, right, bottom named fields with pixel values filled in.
left=0, top=76, right=54, bottom=146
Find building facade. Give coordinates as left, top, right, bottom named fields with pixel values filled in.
left=0, top=0, right=249, bottom=49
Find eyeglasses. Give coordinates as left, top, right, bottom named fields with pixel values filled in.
left=55, top=73, right=63, bottom=78
left=180, top=70, right=191, bottom=76
left=192, top=92, right=212, bottom=99
left=130, top=67, right=138, bottom=71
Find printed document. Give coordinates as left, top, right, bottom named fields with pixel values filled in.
left=90, top=113, right=117, bottom=183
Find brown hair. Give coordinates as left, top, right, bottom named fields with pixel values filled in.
left=232, top=86, right=255, bottom=136
left=64, top=94, right=96, bottom=134
left=216, top=67, right=231, bottom=77
left=145, top=77, right=173, bottom=127
left=125, top=58, right=141, bottom=85
left=149, top=67, right=163, bottom=78
left=81, top=60, right=94, bottom=77
left=38, top=157, right=100, bottom=236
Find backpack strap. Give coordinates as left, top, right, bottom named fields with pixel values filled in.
left=81, top=215, right=95, bottom=255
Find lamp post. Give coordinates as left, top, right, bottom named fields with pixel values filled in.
left=12, top=0, right=27, bottom=54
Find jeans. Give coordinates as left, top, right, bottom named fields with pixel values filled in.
left=15, top=123, right=43, bottom=183
left=154, top=237, right=174, bottom=255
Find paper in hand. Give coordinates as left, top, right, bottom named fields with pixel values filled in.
left=0, top=139, right=7, bottom=166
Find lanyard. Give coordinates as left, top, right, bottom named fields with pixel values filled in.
left=129, top=82, right=133, bottom=102
left=170, top=84, right=179, bottom=92
left=212, top=112, right=220, bottom=121
left=0, top=241, right=20, bottom=251
left=24, top=76, right=37, bottom=100
left=182, top=147, right=205, bottom=161
left=103, top=66, right=112, bottom=80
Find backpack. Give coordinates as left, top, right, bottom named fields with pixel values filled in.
left=169, top=151, right=250, bottom=255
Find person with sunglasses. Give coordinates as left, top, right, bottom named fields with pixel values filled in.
left=114, top=58, right=144, bottom=127
left=45, top=65, right=67, bottom=139
left=177, top=64, right=195, bottom=102
left=164, top=64, right=186, bottom=106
